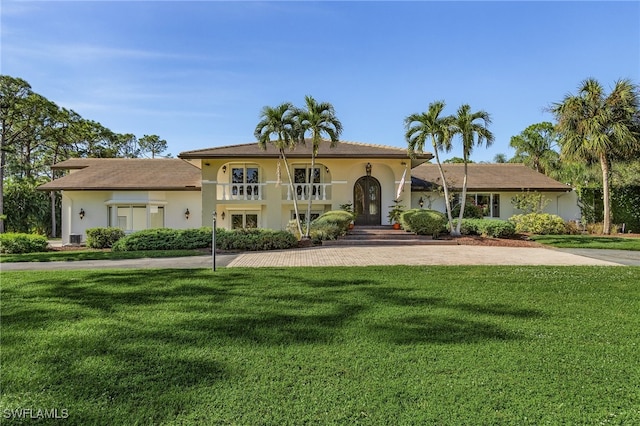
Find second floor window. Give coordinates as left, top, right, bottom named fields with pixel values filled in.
left=231, top=166, right=259, bottom=196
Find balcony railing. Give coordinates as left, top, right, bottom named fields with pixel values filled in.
left=286, top=183, right=331, bottom=201
left=216, top=182, right=331, bottom=201
left=218, top=183, right=266, bottom=201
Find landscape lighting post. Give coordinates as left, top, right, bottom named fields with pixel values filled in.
left=212, top=211, right=217, bottom=272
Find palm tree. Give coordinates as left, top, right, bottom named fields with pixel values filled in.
left=493, top=153, right=507, bottom=163
left=404, top=100, right=456, bottom=234
left=509, top=122, right=559, bottom=175
left=296, top=95, right=343, bottom=238
left=254, top=102, right=304, bottom=237
left=450, top=104, right=494, bottom=235
left=551, top=78, right=640, bottom=234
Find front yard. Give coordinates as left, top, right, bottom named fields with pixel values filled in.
left=2, top=266, right=639, bottom=424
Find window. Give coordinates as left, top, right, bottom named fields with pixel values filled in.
left=230, top=212, right=259, bottom=229
left=108, top=205, right=164, bottom=231
left=292, top=211, right=321, bottom=223
left=231, top=165, right=259, bottom=197
left=452, top=193, right=500, bottom=218
left=294, top=166, right=321, bottom=198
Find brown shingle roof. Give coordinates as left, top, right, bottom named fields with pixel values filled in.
left=38, top=158, right=201, bottom=191
left=179, top=140, right=432, bottom=160
left=411, top=164, right=572, bottom=192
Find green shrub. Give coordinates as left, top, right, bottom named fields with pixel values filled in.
left=215, top=228, right=297, bottom=251
left=112, top=227, right=213, bottom=251
left=399, top=209, right=420, bottom=231
left=401, top=209, right=447, bottom=236
left=0, top=233, right=48, bottom=254
left=308, top=210, right=352, bottom=242
left=452, top=203, right=484, bottom=219
left=509, top=213, right=567, bottom=235
left=453, top=219, right=515, bottom=238
left=86, top=227, right=125, bottom=249
left=111, top=227, right=297, bottom=252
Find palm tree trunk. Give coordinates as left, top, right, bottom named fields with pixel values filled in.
left=281, top=150, right=303, bottom=238
left=432, top=144, right=455, bottom=235
left=455, top=160, right=468, bottom=236
left=600, top=153, right=611, bottom=235
left=304, top=151, right=316, bottom=238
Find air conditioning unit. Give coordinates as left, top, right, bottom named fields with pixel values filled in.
left=69, top=234, right=81, bottom=245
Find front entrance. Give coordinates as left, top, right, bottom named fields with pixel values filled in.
left=354, top=176, right=381, bottom=225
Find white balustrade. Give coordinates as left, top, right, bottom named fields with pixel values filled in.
left=286, top=183, right=330, bottom=201
left=217, top=183, right=266, bottom=201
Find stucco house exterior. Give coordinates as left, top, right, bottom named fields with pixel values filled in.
left=410, top=163, right=580, bottom=221
left=38, top=141, right=580, bottom=244
left=37, top=158, right=202, bottom=245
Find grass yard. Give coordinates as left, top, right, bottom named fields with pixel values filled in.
left=531, top=234, right=640, bottom=251
left=0, top=249, right=205, bottom=263
left=1, top=266, right=639, bottom=425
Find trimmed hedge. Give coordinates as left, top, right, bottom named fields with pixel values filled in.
left=216, top=228, right=298, bottom=251
left=401, top=209, right=447, bottom=236
left=86, top=227, right=125, bottom=249
left=454, top=219, right=516, bottom=238
left=112, top=228, right=212, bottom=251
left=309, top=210, right=352, bottom=243
left=112, top=227, right=298, bottom=252
left=0, top=233, right=48, bottom=254
left=509, top=213, right=566, bottom=235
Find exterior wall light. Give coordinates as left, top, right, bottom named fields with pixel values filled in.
left=221, top=211, right=226, bottom=220
left=79, top=208, right=85, bottom=220
left=185, top=208, right=190, bottom=220
left=222, top=165, right=227, bottom=173
left=365, top=162, right=372, bottom=176
left=419, top=197, right=424, bottom=209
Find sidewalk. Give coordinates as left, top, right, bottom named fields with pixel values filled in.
left=1, top=245, right=626, bottom=271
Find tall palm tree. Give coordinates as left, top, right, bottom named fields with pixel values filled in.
left=254, top=102, right=304, bottom=237
left=509, top=122, right=559, bottom=175
left=296, top=95, right=343, bottom=238
left=404, top=100, right=456, bottom=234
left=450, top=104, right=494, bottom=235
left=551, top=78, right=640, bottom=234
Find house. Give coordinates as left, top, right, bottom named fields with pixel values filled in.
left=177, top=141, right=431, bottom=230
left=38, top=141, right=580, bottom=244
left=410, top=163, right=580, bottom=221
left=37, top=158, right=202, bottom=244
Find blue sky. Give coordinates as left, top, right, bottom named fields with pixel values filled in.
left=2, top=1, right=639, bottom=162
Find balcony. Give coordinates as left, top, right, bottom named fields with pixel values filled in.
left=218, top=183, right=266, bottom=201
left=285, top=183, right=331, bottom=201
left=216, top=182, right=332, bottom=201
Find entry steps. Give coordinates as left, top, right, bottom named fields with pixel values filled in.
left=322, top=226, right=458, bottom=246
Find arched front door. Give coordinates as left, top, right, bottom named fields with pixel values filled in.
left=354, top=176, right=381, bottom=226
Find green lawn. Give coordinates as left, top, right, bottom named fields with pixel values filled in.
left=0, top=249, right=205, bottom=263
left=530, top=234, right=640, bottom=250
left=2, top=266, right=639, bottom=425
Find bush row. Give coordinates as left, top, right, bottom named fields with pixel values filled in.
left=454, top=219, right=516, bottom=238
left=109, top=227, right=298, bottom=252
left=0, top=233, right=49, bottom=254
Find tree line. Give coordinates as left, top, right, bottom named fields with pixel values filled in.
left=0, top=75, right=169, bottom=235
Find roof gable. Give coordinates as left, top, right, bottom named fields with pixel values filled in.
left=38, top=158, right=202, bottom=191
left=411, top=163, right=572, bottom=192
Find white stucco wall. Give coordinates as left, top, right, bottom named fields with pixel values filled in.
left=59, top=190, right=201, bottom=245
left=410, top=190, right=581, bottom=222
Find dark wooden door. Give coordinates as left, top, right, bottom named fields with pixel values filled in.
left=354, top=176, right=381, bottom=225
